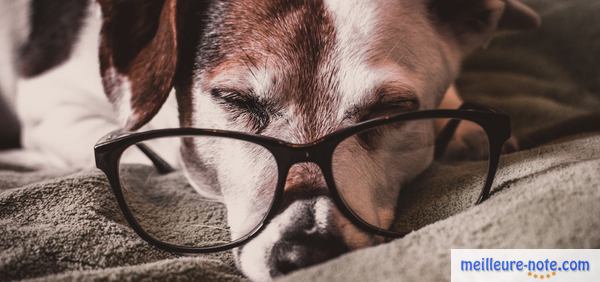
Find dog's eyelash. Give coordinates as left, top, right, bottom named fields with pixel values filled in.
left=349, top=99, right=418, bottom=122
left=368, top=100, right=419, bottom=116
left=211, top=89, right=271, bottom=133
left=351, top=97, right=416, bottom=149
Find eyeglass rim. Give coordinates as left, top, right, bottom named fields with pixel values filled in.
left=94, top=106, right=511, bottom=254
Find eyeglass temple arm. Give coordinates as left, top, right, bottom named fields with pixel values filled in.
left=136, top=143, right=175, bottom=174
left=96, top=129, right=174, bottom=174
left=434, top=102, right=497, bottom=160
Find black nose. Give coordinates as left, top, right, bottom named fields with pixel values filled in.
left=268, top=197, right=349, bottom=277
left=270, top=232, right=348, bottom=277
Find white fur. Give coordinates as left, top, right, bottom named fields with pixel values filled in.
left=324, top=0, right=381, bottom=120
left=104, top=67, right=135, bottom=126
left=239, top=199, right=329, bottom=282
left=16, top=10, right=179, bottom=169
left=0, top=0, right=30, bottom=105
left=239, top=223, right=280, bottom=282
left=313, top=197, right=332, bottom=231
left=17, top=11, right=109, bottom=167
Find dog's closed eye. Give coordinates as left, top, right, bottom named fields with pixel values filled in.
left=349, top=86, right=420, bottom=122
left=210, top=88, right=272, bottom=132
left=363, top=98, right=419, bottom=120
left=350, top=87, right=419, bottom=150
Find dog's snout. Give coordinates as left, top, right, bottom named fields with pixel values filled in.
left=268, top=198, right=348, bottom=277
left=270, top=233, right=347, bottom=276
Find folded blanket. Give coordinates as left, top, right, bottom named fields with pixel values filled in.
left=280, top=134, right=600, bottom=282
left=0, top=166, right=247, bottom=281
left=1, top=0, right=599, bottom=281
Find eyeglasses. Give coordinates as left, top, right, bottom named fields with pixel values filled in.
left=94, top=103, right=511, bottom=254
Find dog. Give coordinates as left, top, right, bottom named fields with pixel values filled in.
left=3, top=0, right=539, bottom=280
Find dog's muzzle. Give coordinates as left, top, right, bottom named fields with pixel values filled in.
left=268, top=197, right=349, bottom=277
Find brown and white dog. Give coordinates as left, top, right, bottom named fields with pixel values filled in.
left=3, top=0, right=539, bottom=280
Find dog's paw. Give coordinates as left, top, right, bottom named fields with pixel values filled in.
left=442, top=121, right=519, bottom=161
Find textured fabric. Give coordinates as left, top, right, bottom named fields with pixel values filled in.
left=280, top=134, right=600, bottom=282
left=0, top=168, right=246, bottom=281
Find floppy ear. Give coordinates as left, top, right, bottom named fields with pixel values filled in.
left=97, top=0, right=179, bottom=130
left=430, top=0, right=541, bottom=53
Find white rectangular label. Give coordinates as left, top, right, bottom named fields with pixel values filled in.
left=451, top=249, right=599, bottom=282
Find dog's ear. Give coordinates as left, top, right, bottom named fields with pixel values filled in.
left=97, top=0, right=179, bottom=130
left=430, top=0, right=541, bottom=52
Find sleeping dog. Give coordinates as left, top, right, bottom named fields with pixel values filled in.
left=5, top=0, right=538, bottom=280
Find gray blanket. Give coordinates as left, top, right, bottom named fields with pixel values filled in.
left=1, top=0, right=599, bottom=281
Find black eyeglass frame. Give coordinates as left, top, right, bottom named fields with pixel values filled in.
left=94, top=105, right=511, bottom=254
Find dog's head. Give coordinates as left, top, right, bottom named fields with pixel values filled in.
left=96, top=0, right=539, bottom=280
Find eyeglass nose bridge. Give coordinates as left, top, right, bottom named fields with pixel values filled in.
left=271, top=143, right=338, bottom=203
left=282, top=142, right=336, bottom=168
left=270, top=144, right=337, bottom=214
left=270, top=142, right=397, bottom=239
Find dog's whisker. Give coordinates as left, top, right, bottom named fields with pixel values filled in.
left=382, top=40, right=401, bottom=62
left=239, top=46, right=259, bottom=81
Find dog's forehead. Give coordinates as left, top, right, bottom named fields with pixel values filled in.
left=195, top=0, right=428, bottom=140
left=200, top=0, right=339, bottom=78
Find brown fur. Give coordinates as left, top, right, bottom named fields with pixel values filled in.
left=198, top=0, right=341, bottom=142
left=98, top=0, right=178, bottom=130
